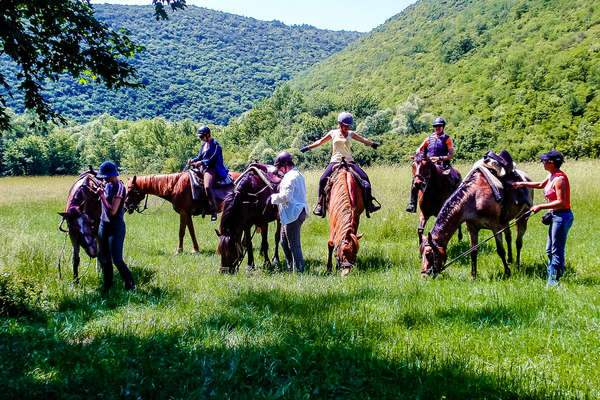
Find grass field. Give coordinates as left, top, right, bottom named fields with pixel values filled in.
left=1, top=161, right=599, bottom=399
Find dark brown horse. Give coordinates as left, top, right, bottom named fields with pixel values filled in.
left=217, top=164, right=280, bottom=273
left=58, top=169, right=102, bottom=283
left=410, top=151, right=462, bottom=244
left=420, top=168, right=532, bottom=278
left=326, top=160, right=365, bottom=276
left=124, top=171, right=239, bottom=254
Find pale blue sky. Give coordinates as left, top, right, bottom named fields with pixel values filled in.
left=91, top=0, right=416, bottom=32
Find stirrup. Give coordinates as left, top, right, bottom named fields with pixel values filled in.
left=369, top=198, right=381, bottom=212
left=405, top=203, right=417, bottom=213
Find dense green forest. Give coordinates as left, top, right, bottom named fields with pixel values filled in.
left=0, top=4, right=360, bottom=125
left=2, top=0, right=600, bottom=176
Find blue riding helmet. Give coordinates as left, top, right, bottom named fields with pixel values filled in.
left=196, top=125, right=211, bottom=138
left=432, top=117, right=446, bottom=127
left=337, top=112, right=354, bottom=126
left=97, top=161, right=119, bottom=178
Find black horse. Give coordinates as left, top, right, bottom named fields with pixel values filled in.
left=216, top=163, right=281, bottom=273
left=410, top=152, right=462, bottom=245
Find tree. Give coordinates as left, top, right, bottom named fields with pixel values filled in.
left=0, top=0, right=186, bottom=131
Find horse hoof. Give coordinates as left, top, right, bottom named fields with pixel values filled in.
left=341, top=267, right=351, bottom=276
left=191, top=249, right=199, bottom=254
left=247, top=265, right=256, bottom=272
left=174, top=249, right=183, bottom=256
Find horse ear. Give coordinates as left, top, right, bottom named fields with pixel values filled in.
left=356, top=232, right=365, bottom=240
left=427, top=232, right=434, bottom=245
left=410, top=155, right=416, bottom=160
left=65, top=206, right=80, bottom=217
left=58, top=212, right=67, bottom=218
left=215, top=229, right=221, bottom=237
left=132, top=175, right=137, bottom=186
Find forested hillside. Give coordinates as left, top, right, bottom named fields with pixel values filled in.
left=229, top=0, right=600, bottom=166
left=0, top=4, right=360, bottom=125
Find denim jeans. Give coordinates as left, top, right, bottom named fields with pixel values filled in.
left=546, top=210, right=574, bottom=283
left=99, top=218, right=134, bottom=290
left=281, top=209, right=306, bottom=273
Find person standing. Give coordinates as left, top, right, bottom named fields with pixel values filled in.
left=270, top=152, right=310, bottom=273
left=96, top=161, right=135, bottom=292
left=406, top=117, right=457, bottom=213
left=300, top=111, right=380, bottom=217
left=187, top=126, right=229, bottom=221
left=513, top=151, right=573, bottom=287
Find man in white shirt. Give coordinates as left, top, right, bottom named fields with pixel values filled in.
left=270, top=151, right=310, bottom=273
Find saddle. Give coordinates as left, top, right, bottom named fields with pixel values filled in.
left=322, top=160, right=375, bottom=217
left=188, top=168, right=235, bottom=200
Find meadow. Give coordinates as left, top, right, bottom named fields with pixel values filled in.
left=0, top=161, right=599, bottom=399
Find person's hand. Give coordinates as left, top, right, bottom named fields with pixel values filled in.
left=300, top=146, right=309, bottom=153
left=512, top=182, right=521, bottom=188
left=371, top=142, right=380, bottom=149
left=530, top=205, right=542, bottom=214
left=429, top=156, right=439, bottom=162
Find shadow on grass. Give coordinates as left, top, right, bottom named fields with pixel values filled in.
left=0, top=283, right=572, bottom=400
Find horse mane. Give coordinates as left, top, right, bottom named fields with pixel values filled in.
left=430, top=171, right=479, bottom=242
left=220, top=169, right=257, bottom=236
left=329, top=167, right=362, bottom=252
left=135, top=173, right=182, bottom=196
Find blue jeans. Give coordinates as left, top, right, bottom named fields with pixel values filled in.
left=99, top=218, right=134, bottom=290
left=281, top=209, right=306, bottom=273
left=546, top=210, right=574, bottom=283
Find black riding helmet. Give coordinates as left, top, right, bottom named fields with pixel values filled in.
left=274, top=151, right=294, bottom=168
left=196, top=125, right=211, bottom=138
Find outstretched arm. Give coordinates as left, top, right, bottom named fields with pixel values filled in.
left=352, top=132, right=379, bottom=148
left=513, top=176, right=548, bottom=190
left=301, top=131, right=332, bottom=152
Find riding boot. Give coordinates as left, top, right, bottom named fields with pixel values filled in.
left=313, top=194, right=326, bottom=218
left=364, top=186, right=380, bottom=218
left=406, top=182, right=418, bottom=213
left=206, top=186, right=218, bottom=221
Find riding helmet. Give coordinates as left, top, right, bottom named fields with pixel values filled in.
left=432, top=117, right=446, bottom=127
left=538, top=150, right=563, bottom=163
left=274, top=151, right=294, bottom=168
left=97, top=161, right=119, bottom=178
left=196, top=125, right=211, bottom=138
left=337, top=112, right=354, bottom=126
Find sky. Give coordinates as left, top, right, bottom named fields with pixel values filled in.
left=90, top=0, right=416, bottom=32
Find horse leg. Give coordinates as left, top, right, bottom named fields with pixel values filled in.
left=515, top=219, right=527, bottom=270
left=185, top=213, right=200, bottom=253
left=467, top=224, right=479, bottom=279
left=176, top=213, right=186, bottom=254
left=458, top=223, right=463, bottom=242
left=494, top=229, right=510, bottom=277
left=72, top=241, right=80, bottom=285
left=504, top=225, right=513, bottom=264
left=271, top=220, right=281, bottom=264
left=245, top=226, right=254, bottom=271
left=327, top=242, right=334, bottom=273
left=418, top=212, right=426, bottom=246
left=260, top=223, right=271, bottom=267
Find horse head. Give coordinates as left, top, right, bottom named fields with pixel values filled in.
left=125, top=176, right=145, bottom=214
left=335, top=231, right=364, bottom=271
left=411, top=152, right=435, bottom=191
left=59, top=205, right=97, bottom=258
left=216, top=228, right=244, bottom=273
left=420, top=232, right=446, bottom=277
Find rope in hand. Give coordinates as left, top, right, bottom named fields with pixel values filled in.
left=440, top=209, right=532, bottom=272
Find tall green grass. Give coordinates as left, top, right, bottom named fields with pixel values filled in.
left=0, top=161, right=599, bottom=399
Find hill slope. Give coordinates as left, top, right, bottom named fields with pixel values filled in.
left=230, top=0, right=600, bottom=163
left=0, top=4, right=360, bottom=125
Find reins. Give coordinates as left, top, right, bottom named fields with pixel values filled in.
left=440, top=209, right=532, bottom=271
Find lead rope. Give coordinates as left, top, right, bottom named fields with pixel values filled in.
left=440, top=209, right=532, bottom=272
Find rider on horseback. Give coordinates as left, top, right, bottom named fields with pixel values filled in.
left=300, top=111, right=381, bottom=218
left=406, top=117, right=457, bottom=213
left=187, top=126, right=229, bottom=221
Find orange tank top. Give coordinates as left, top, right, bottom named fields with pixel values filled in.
left=543, top=170, right=570, bottom=209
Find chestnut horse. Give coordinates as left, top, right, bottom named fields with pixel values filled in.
left=217, top=164, right=280, bottom=273
left=410, top=151, right=462, bottom=244
left=58, top=169, right=102, bottom=283
left=124, top=171, right=239, bottom=254
left=326, top=160, right=365, bottom=276
left=420, top=168, right=532, bottom=278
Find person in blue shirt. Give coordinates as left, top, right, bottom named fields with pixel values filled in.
left=95, top=161, right=135, bottom=293
left=270, top=152, right=310, bottom=273
left=187, top=126, right=229, bottom=221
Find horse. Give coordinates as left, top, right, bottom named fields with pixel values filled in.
left=58, top=169, right=102, bottom=284
left=420, top=167, right=532, bottom=279
left=217, top=163, right=281, bottom=273
left=326, top=159, right=365, bottom=276
left=410, top=151, right=463, bottom=244
left=124, top=170, right=239, bottom=254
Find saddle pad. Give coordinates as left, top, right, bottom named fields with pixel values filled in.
left=465, top=159, right=504, bottom=201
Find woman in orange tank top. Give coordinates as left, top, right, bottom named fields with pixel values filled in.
left=513, top=151, right=573, bottom=286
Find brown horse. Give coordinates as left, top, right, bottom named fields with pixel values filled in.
left=58, top=169, right=102, bottom=283
left=124, top=171, right=239, bottom=254
left=326, top=160, right=365, bottom=276
left=217, top=164, right=280, bottom=273
left=420, top=168, right=532, bottom=278
left=410, top=151, right=462, bottom=244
